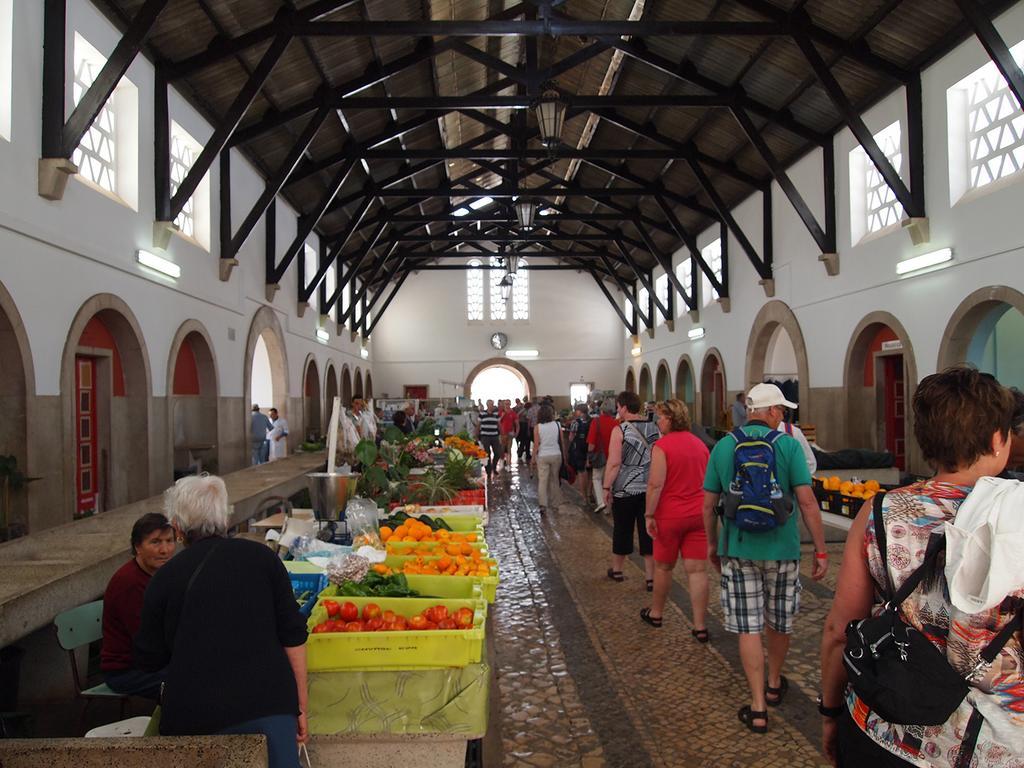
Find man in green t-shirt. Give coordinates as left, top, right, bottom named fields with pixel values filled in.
left=701, top=383, right=829, bottom=734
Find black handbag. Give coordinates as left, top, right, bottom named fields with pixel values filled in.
left=843, top=493, right=1020, bottom=729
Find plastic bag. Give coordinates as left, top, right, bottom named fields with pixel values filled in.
left=290, top=536, right=351, bottom=561
left=347, top=498, right=383, bottom=551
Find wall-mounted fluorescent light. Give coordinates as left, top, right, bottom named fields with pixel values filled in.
left=360, top=347, right=369, bottom=359
left=896, top=247, right=953, bottom=276
left=630, top=346, right=642, bottom=357
left=316, top=328, right=330, bottom=343
left=506, top=349, right=538, bottom=359
left=136, top=249, right=180, bottom=279
left=688, top=327, right=706, bottom=340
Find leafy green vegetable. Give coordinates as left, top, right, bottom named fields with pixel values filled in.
left=354, top=439, right=378, bottom=468
left=334, top=572, right=418, bottom=598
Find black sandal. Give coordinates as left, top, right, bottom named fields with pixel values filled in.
left=606, top=568, right=624, bottom=582
left=765, top=675, right=789, bottom=707
left=639, top=608, right=662, bottom=627
left=645, top=579, right=654, bottom=592
left=737, top=705, right=768, bottom=734
left=691, top=628, right=710, bottom=643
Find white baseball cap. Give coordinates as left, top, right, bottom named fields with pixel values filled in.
left=746, top=382, right=798, bottom=411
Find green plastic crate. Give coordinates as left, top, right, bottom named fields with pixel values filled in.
left=385, top=554, right=498, bottom=603
left=321, top=577, right=485, bottom=602
left=305, top=596, right=487, bottom=671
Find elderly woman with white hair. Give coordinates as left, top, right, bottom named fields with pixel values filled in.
left=135, top=475, right=308, bottom=768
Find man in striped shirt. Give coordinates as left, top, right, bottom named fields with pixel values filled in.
left=477, top=400, right=502, bottom=478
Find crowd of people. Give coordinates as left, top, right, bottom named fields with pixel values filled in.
left=99, top=366, right=1024, bottom=768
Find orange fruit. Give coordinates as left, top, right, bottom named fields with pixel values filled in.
left=402, top=536, right=417, bottom=542
left=392, top=525, right=408, bottom=539
left=379, top=526, right=393, bottom=542
left=465, top=533, right=477, bottom=543
left=460, top=543, right=473, bottom=556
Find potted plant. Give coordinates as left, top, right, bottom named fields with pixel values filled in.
left=0, top=455, right=37, bottom=542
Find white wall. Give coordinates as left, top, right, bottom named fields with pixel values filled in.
left=625, top=2, right=1024, bottom=396
left=372, top=265, right=625, bottom=399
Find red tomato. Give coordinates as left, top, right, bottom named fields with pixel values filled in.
left=392, top=616, right=408, bottom=631
left=437, top=619, right=457, bottom=630
left=454, top=607, right=474, bottom=628
left=407, top=615, right=429, bottom=630
left=322, top=600, right=340, bottom=619
left=312, top=622, right=331, bottom=633
left=362, top=603, right=382, bottom=621
left=424, top=621, right=438, bottom=631
left=380, top=620, right=396, bottom=631
left=365, top=618, right=384, bottom=631
left=431, top=605, right=450, bottom=622
left=344, top=620, right=365, bottom=632
left=340, top=602, right=360, bottom=622
left=382, top=610, right=396, bottom=623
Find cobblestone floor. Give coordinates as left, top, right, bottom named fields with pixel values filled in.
left=485, top=460, right=841, bottom=768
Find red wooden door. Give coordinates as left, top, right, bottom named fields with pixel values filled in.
left=883, top=355, right=906, bottom=470
left=75, top=356, right=99, bottom=518
left=404, top=385, right=428, bottom=399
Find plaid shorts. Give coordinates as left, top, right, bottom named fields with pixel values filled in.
left=720, top=558, right=802, bottom=635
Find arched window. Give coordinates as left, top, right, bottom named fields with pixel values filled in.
left=466, top=259, right=484, bottom=321
left=489, top=256, right=507, bottom=321
left=512, top=258, right=529, bottom=320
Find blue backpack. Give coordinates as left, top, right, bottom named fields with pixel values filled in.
left=722, top=428, right=792, bottom=532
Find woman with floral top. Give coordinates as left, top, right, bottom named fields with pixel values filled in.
left=820, top=366, right=1021, bottom=768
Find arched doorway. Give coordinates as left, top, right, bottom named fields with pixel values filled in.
left=244, top=307, right=289, bottom=456
left=365, top=371, right=373, bottom=399
left=745, top=301, right=810, bottom=423
left=167, top=322, right=219, bottom=482
left=464, top=358, right=535, bottom=403
left=324, top=362, right=338, bottom=432
left=675, top=356, right=696, bottom=417
left=937, top=286, right=1024, bottom=390
left=304, top=356, right=321, bottom=442
left=341, top=365, right=353, bottom=405
left=655, top=361, right=671, bottom=401
left=699, top=348, right=727, bottom=430
left=353, top=367, right=364, bottom=399
left=843, top=313, right=919, bottom=472
left=638, top=365, right=653, bottom=402
left=0, top=280, right=32, bottom=538
left=625, top=368, right=636, bottom=393
left=62, top=296, right=151, bottom=518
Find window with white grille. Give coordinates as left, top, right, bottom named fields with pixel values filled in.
left=674, top=258, right=693, bottom=316
left=948, top=41, right=1024, bottom=204
left=325, top=264, right=337, bottom=321
left=512, top=258, right=529, bottom=320
left=341, top=281, right=352, bottom=328
left=849, top=121, right=904, bottom=243
left=71, top=33, right=138, bottom=208
left=624, top=294, right=633, bottom=337
left=700, top=240, right=722, bottom=307
left=654, top=273, right=669, bottom=326
left=352, top=280, right=362, bottom=329
left=489, top=256, right=507, bottom=321
left=169, top=121, right=210, bottom=248
left=466, top=259, right=484, bottom=321
left=638, top=285, right=650, bottom=327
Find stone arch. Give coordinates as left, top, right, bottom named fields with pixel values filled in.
left=655, top=359, right=672, bottom=401
left=365, top=371, right=373, bottom=399
left=638, top=364, right=653, bottom=402
left=842, top=311, right=920, bottom=473
left=699, top=347, right=727, bottom=430
left=744, top=300, right=811, bottom=419
left=303, top=355, right=322, bottom=441
left=464, top=358, right=536, bottom=400
left=675, top=354, right=696, bottom=416
left=341, top=364, right=353, bottom=405
left=61, top=294, right=152, bottom=518
left=0, top=279, right=34, bottom=536
left=243, top=306, right=289, bottom=452
left=166, top=320, right=220, bottom=482
left=936, top=286, right=1024, bottom=381
left=353, top=366, right=364, bottom=399
left=625, top=367, right=636, bottom=393
left=324, top=361, right=339, bottom=432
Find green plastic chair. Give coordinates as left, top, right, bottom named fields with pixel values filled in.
left=53, top=600, right=130, bottom=730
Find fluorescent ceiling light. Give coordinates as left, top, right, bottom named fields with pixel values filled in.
left=136, top=249, right=180, bottom=279
left=360, top=347, right=369, bottom=359
left=469, top=196, right=494, bottom=210
left=896, top=248, right=953, bottom=275
left=539, top=208, right=553, bottom=216
left=630, top=346, right=642, bottom=357
left=453, top=207, right=469, bottom=217
left=688, top=327, right=706, bottom=340
left=505, top=349, right=538, bottom=359
left=315, top=328, right=330, bottom=343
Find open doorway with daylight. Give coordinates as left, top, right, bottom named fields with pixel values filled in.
left=569, top=381, right=592, bottom=406
left=938, top=288, right=1024, bottom=392
left=469, top=365, right=528, bottom=404
left=244, top=308, right=289, bottom=455
left=700, top=350, right=726, bottom=431
left=746, top=302, right=810, bottom=426
left=0, top=281, right=31, bottom=539
left=341, top=365, right=353, bottom=405
left=168, top=323, right=219, bottom=480
left=675, top=356, right=696, bottom=419
left=844, top=315, right=917, bottom=472
left=304, top=357, right=321, bottom=442
left=64, top=298, right=151, bottom=519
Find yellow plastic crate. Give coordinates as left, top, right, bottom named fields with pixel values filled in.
left=386, top=554, right=498, bottom=603
left=321, top=577, right=485, bottom=602
left=305, top=596, right=487, bottom=671
left=384, top=513, right=484, bottom=533
left=385, top=540, right=489, bottom=557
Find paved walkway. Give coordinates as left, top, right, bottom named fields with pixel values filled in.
left=485, top=460, right=838, bottom=768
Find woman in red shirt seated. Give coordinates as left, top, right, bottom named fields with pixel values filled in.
left=640, top=400, right=711, bottom=641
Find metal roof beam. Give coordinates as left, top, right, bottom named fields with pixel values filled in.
left=953, top=0, right=1024, bottom=111
left=295, top=19, right=789, bottom=37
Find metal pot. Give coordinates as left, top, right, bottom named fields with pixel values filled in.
left=305, top=472, right=359, bottom=521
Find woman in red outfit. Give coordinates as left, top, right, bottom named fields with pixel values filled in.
left=640, top=399, right=711, bottom=640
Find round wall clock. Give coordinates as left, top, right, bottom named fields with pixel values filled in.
left=490, top=332, right=508, bottom=350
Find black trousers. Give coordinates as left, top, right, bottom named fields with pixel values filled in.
left=611, top=493, right=653, bottom=556
left=836, top=712, right=915, bottom=768
left=517, top=423, right=531, bottom=459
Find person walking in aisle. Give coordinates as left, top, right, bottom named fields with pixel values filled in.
left=587, top=398, right=618, bottom=514
left=640, top=400, right=710, bottom=639
left=568, top=404, right=593, bottom=505
left=499, top=400, right=518, bottom=471
left=532, top=404, right=564, bottom=513
left=267, top=408, right=289, bottom=462
left=517, top=399, right=533, bottom=462
left=731, top=393, right=748, bottom=428
left=250, top=404, right=272, bottom=465
left=477, top=400, right=502, bottom=478
left=602, top=391, right=659, bottom=590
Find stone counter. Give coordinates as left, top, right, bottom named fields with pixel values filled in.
left=0, top=735, right=267, bottom=767
left=0, top=453, right=325, bottom=648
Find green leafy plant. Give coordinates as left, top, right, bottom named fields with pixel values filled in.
left=442, top=449, right=480, bottom=490
left=415, top=417, right=439, bottom=438
left=382, top=425, right=406, bottom=444
left=354, top=439, right=378, bottom=468
left=408, top=470, right=456, bottom=505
